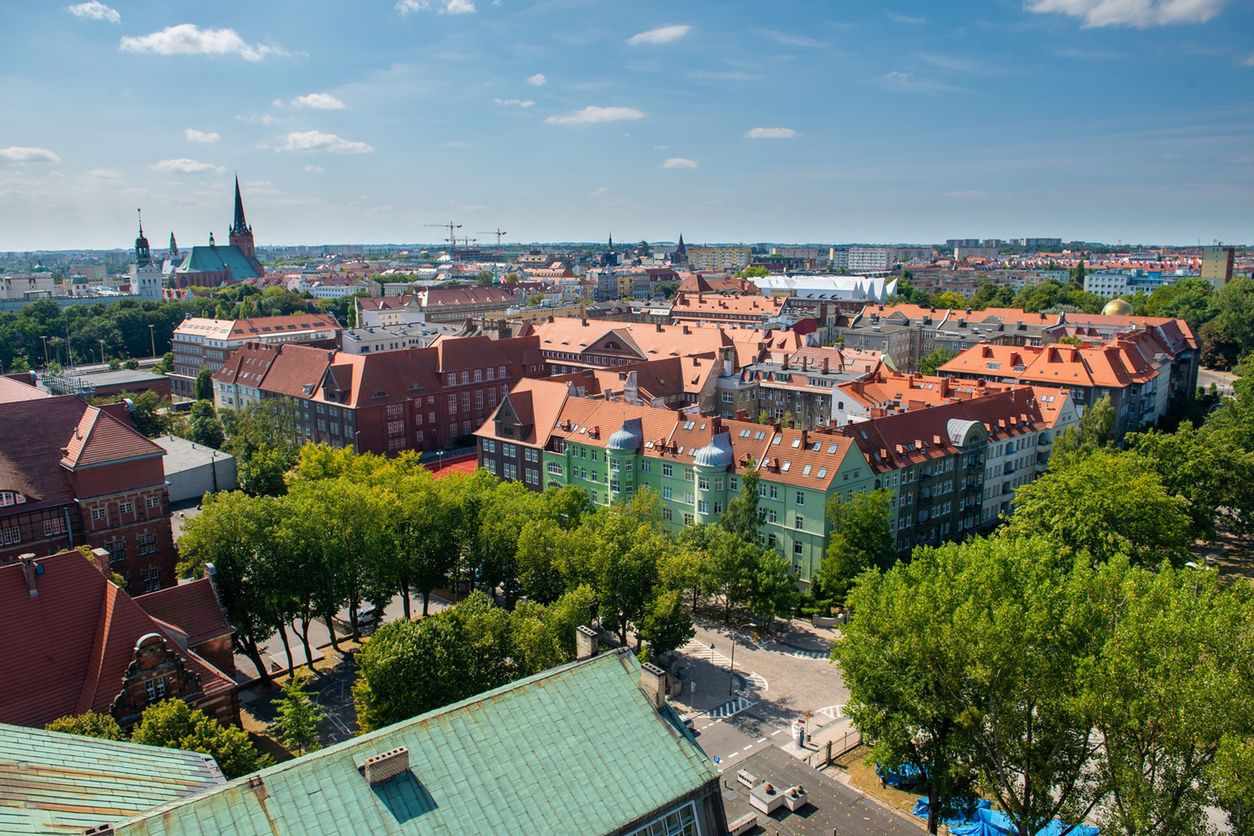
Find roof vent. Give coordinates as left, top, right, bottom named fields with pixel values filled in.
left=363, top=747, right=410, bottom=785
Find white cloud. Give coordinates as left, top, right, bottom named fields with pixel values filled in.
left=292, top=92, right=346, bottom=110
left=527, top=73, right=547, bottom=86
left=660, top=157, right=698, bottom=169
left=1241, top=52, right=1254, bottom=66
left=627, top=24, right=691, bottom=46
left=86, top=168, right=123, bottom=179
left=119, top=24, right=288, bottom=61
left=151, top=158, right=225, bottom=174
left=67, top=1, right=120, bottom=23
left=396, top=0, right=476, bottom=14
left=745, top=127, right=797, bottom=139
left=545, top=106, right=644, bottom=125
left=887, top=11, right=926, bottom=23
left=280, top=130, right=374, bottom=154
left=760, top=29, right=826, bottom=48
left=184, top=128, right=220, bottom=143
left=1026, top=0, right=1227, bottom=27
left=303, top=164, right=325, bottom=174
left=880, top=70, right=962, bottom=94
left=0, top=146, right=61, bottom=163
left=589, top=186, right=609, bottom=196
left=945, top=190, right=988, bottom=198
left=494, top=98, right=535, bottom=108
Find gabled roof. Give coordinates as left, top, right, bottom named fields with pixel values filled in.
left=0, top=552, right=235, bottom=729
left=0, top=723, right=225, bottom=835
left=0, top=375, right=49, bottom=404
left=135, top=579, right=232, bottom=647
left=111, top=650, right=718, bottom=836
left=60, top=405, right=165, bottom=470
left=174, top=314, right=340, bottom=342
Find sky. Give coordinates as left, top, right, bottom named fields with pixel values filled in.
left=1, top=0, right=1252, bottom=250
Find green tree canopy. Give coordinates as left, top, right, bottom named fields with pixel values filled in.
left=131, top=699, right=271, bottom=779
left=817, top=488, right=896, bottom=600
left=271, top=674, right=325, bottom=755
left=45, top=711, right=125, bottom=741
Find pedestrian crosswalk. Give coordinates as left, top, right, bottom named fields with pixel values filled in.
left=784, top=647, right=830, bottom=660
left=816, top=704, right=844, bottom=720
left=704, top=695, right=756, bottom=720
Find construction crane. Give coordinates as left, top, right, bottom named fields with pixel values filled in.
left=478, top=229, right=508, bottom=284
left=424, top=221, right=462, bottom=260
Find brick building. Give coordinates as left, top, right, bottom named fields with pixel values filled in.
left=170, top=312, right=341, bottom=398
left=214, top=334, right=546, bottom=454
left=0, top=551, right=238, bottom=730
left=0, top=377, right=175, bottom=592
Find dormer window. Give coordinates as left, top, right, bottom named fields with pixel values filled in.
left=0, top=491, right=26, bottom=507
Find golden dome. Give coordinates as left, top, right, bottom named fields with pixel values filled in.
left=1102, top=297, right=1133, bottom=316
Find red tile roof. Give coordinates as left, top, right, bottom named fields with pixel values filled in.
left=135, top=578, right=232, bottom=647
left=0, top=552, right=234, bottom=728
left=60, top=405, right=165, bottom=469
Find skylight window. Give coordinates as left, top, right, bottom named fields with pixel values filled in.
left=684, top=421, right=695, bottom=430
left=781, top=461, right=791, bottom=471
left=828, top=443, right=839, bottom=454
left=817, top=468, right=827, bottom=479
left=802, top=464, right=812, bottom=476
left=740, top=429, right=750, bottom=438
left=811, top=442, right=821, bottom=452
left=754, top=431, right=765, bottom=440
left=772, top=437, right=782, bottom=445
left=791, top=439, right=801, bottom=448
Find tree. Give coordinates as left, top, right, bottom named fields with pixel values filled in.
left=353, top=592, right=514, bottom=732
left=968, top=282, right=1016, bottom=310
left=931, top=291, right=966, bottom=310
left=194, top=366, right=214, bottom=401
left=748, top=549, right=797, bottom=623
left=1050, top=395, right=1115, bottom=464
left=131, top=699, right=270, bottom=779
left=178, top=492, right=281, bottom=685
left=834, top=544, right=980, bottom=833
left=516, top=518, right=571, bottom=604
left=184, top=400, right=225, bottom=449
left=152, top=351, right=174, bottom=375
left=918, top=348, right=956, bottom=376
left=1211, top=735, right=1254, bottom=836
left=1199, top=277, right=1254, bottom=369
left=817, top=489, right=896, bottom=600
left=638, top=589, right=694, bottom=661
left=939, top=537, right=1102, bottom=836
left=736, top=266, right=769, bottom=279
left=1004, top=449, right=1192, bottom=567
left=576, top=491, right=668, bottom=645
left=699, top=525, right=760, bottom=621
left=475, top=269, right=495, bottom=286
left=45, top=711, right=125, bottom=741
left=271, top=674, right=325, bottom=755
left=719, top=466, right=760, bottom=544
left=1082, top=558, right=1254, bottom=835
left=659, top=540, right=709, bottom=613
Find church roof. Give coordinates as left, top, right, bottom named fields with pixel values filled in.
left=176, top=244, right=259, bottom=280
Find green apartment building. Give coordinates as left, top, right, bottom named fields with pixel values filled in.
left=477, top=378, right=878, bottom=582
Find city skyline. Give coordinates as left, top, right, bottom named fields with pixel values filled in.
left=1, top=0, right=1252, bottom=250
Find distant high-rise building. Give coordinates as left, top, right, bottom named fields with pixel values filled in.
left=1201, top=246, right=1235, bottom=288
left=1018, top=237, right=1063, bottom=248
left=846, top=246, right=893, bottom=274
left=686, top=246, right=752, bottom=272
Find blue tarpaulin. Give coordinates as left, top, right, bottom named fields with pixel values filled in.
left=912, top=798, right=1100, bottom=836
left=877, top=762, right=926, bottom=788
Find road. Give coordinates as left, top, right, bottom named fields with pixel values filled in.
left=670, top=617, right=850, bottom=771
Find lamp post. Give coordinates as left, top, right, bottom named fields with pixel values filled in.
left=40, top=336, right=49, bottom=369
left=354, top=430, right=361, bottom=454
left=437, top=449, right=444, bottom=473
left=98, top=340, right=105, bottom=366
left=729, top=633, right=737, bottom=695
left=210, top=450, right=219, bottom=493
left=148, top=324, right=156, bottom=358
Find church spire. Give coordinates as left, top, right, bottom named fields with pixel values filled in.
left=231, top=174, right=248, bottom=236
left=134, top=208, right=151, bottom=267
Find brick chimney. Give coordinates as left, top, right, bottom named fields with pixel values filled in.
left=639, top=662, right=668, bottom=710
left=575, top=625, right=599, bottom=661
left=18, top=554, right=38, bottom=598
left=363, top=747, right=410, bottom=785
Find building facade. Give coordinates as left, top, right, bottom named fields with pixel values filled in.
left=171, top=313, right=341, bottom=398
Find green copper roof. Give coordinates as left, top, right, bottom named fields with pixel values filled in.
left=176, top=244, right=259, bottom=280
left=113, top=650, right=718, bottom=836
left=0, top=723, right=225, bottom=835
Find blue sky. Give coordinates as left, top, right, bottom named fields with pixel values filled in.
left=1, top=0, right=1252, bottom=250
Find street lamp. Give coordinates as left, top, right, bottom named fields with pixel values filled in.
left=353, top=430, right=361, bottom=454
left=98, top=340, right=106, bottom=366
left=148, top=324, right=156, bottom=358
left=729, top=633, right=737, bottom=695
left=40, top=336, right=49, bottom=369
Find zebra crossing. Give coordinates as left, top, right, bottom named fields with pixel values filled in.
left=703, top=695, right=757, bottom=720
left=782, top=646, right=830, bottom=660
left=816, top=704, right=845, bottom=721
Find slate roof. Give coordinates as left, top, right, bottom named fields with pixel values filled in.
left=111, top=649, right=719, bottom=836
left=176, top=244, right=260, bottom=280
left=0, top=723, right=225, bottom=835
left=0, top=552, right=236, bottom=728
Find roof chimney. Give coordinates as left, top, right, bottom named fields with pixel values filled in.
left=575, top=625, right=599, bottom=661
left=639, top=662, right=668, bottom=710
left=18, top=554, right=39, bottom=598
left=363, top=747, right=410, bottom=786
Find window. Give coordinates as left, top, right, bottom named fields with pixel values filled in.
left=663, top=507, right=673, bottom=522
left=662, top=486, right=672, bottom=500
left=461, top=392, right=470, bottom=409
left=698, top=500, right=708, bottom=513
left=144, top=677, right=168, bottom=702
left=767, top=509, right=778, bottom=523
left=683, top=512, right=694, bottom=526
left=662, top=463, right=673, bottom=478
left=137, top=529, right=158, bottom=556
left=769, top=484, right=778, bottom=500
left=0, top=526, right=20, bottom=546
left=794, top=541, right=804, bottom=556
left=547, top=461, right=564, bottom=476
left=474, top=368, right=482, bottom=383
left=387, top=420, right=404, bottom=435
left=504, top=463, right=518, bottom=480
left=120, top=501, right=134, bottom=514
left=684, top=468, right=693, bottom=482
left=486, top=367, right=495, bottom=381
left=794, top=515, right=804, bottom=530
left=795, top=491, right=805, bottom=505
left=503, top=443, right=517, bottom=458
left=498, top=365, right=506, bottom=378
left=698, top=475, right=709, bottom=490
left=448, top=394, right=457, bottom=414
left=483, top=439, right=497, bottom=453
left=43, top=517, right=65, bottom=537
left=141, top=566, right=161, bottom=592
